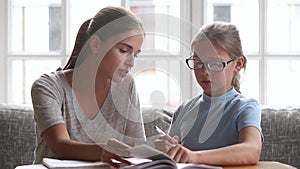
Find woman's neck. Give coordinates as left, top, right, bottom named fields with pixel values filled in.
left=66, top=63, right=111, bottom=91
left=64, top=67, right=111, bottom=119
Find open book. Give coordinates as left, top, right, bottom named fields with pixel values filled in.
left=123, top=144, right=222, bottom=169
left=42, top=158, right=110, bottom=169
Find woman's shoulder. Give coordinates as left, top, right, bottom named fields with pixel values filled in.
left=32, top=70, right=66, bottom=90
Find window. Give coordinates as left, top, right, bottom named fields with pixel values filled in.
left=49, top=4, right=61, bottom=51
left=265, top=0, right=300, bottom=105
left=206, top=0, right=300, bottom=106
left=213, top=4, right=231, bottom=22
left=6, top=0, right=185, bottom=108
left=9, top=0, right=63, bottom=103
left=126, top=0, right=183, bottom=109
left=267, top=0, right=300, bottom=52
left=1, top=0, right=300, bottom=107
left=7, top=0, right=121, bottom=104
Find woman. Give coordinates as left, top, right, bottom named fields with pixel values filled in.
left=31, top=6, right=146, bottom=167
left=155, top=22, right=263, bottom=166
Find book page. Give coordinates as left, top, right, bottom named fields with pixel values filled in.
left=125, top=157, right=152, bottom=165
left=15, top=164, right=48, bottom=169
left=127, top=144, right=223, bottom=169
left=128, top=144, right=174, bottom=161
left=121, top=159, right=177, bottom=169
left=177, top=163, right=222, bottom=169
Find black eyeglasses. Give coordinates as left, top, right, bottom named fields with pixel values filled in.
left=186, top=56, right=236, bottom=72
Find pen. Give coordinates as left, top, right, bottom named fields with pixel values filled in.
left=154, top=126, right=166, bottom=135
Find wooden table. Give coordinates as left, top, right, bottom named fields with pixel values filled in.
left=223, top=161, right=296, bottom=169
left=16, top=161, right=297, bottom=169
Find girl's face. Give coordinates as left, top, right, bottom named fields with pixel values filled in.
left=192, top=41, right=240, bottom=97
left=99, top=33, right=144, bottom=82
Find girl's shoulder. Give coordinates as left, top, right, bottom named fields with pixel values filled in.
left=231, top=94, right=261, bottom=113
left=175, top=94, right=203, bottom=113
left=233, top=93, right=259, bottom=105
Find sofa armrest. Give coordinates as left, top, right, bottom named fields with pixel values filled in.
left=0, top=103, right=35, bottom=169
left=260, top=106, right=300, bottom=168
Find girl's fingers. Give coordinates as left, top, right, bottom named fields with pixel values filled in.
left=173, top=135, right=180, bottom=143
left=167, top=144, right=187, bottom=163
left=155, top=138, right=177, bottom=153
left=158, top=134, right=178, bottom=144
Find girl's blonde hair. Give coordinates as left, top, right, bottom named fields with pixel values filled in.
left=191, top=22, right=246, bottom=93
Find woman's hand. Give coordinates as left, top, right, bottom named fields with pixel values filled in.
left=100, top=148, right=131, bottom=168
left=99, top=138, right=133, bottom=168
left=154, top=135, right=179, bottom=153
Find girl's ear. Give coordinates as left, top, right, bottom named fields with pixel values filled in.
left=89, top=35, right=102, bottom=54
left=234, top=56, right=245, bottom=73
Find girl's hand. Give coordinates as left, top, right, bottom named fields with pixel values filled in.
left=167, top=144, right=193, bottom=163
left=154, top=135, right=179, bottom=153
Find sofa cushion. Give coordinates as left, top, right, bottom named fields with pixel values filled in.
left=2, top=103, right=299, bottom=168
left=260, top=106, right=300, bottom=168
left=0, top=103, right=35, bottom=169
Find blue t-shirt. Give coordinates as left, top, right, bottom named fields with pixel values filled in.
left=169, top=88, right=262, bottom=151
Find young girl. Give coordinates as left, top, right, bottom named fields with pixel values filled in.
left=31, top=6, right=145, bottom=167
left=155, top=22, right=262, bottom=166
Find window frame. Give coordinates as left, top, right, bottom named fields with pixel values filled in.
left=1, top=0, right=300, bottom=106
left=0, top=0, right=9, bottom=102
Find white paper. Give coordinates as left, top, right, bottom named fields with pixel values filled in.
left=15, top=164, right=48, bottom=169
left=42, top=158, right=109, bottom=168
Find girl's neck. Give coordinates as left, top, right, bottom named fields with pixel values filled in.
left=205, top=86, right=233, bottom=97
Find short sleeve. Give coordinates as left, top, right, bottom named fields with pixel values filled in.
left=236, top=99, right=262, bottom=133
left=31, top=73, right=65, bottom=136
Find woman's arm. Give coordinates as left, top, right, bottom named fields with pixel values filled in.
left=42, top=123, right=130, bottom=167
left=168, top=126, right=262, bottom=165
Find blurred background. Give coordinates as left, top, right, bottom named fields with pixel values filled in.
left=0, top=0, right=299, bottom=108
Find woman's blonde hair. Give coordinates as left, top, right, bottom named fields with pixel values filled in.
left=191, top=22, right=246, bottom=93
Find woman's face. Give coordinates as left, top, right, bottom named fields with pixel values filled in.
left=99, top=33, right=144, bottom=82
left=192, top=41, right=238, bottom=97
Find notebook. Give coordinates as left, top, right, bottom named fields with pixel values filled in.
left=42, top=158, right=110, bottom=169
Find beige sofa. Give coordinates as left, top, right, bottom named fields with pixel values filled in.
left=0, top=103, right=299, bottom=169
